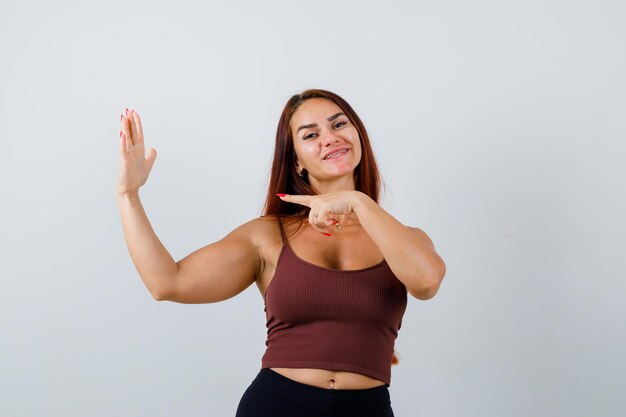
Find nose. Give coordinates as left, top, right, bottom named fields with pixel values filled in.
left=320, top=129, right=340, bottom=147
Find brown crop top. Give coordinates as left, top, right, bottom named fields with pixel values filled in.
left=261, top=220, right=408, bottom=385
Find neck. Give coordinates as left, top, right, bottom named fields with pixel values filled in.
left=309, top=174, right=356, bottom=194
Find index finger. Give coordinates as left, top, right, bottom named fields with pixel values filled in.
left=277, top=194, right=314, bottom=207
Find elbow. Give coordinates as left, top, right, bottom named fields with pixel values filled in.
left=142, top=271, right=178, bottom=302
left=409, top=264, right=446, bottom=301
left=408, top=282, right=440, bottom=300
left=148, top=284, right=175, bottom=302
left=151, top=290, right=168, bottom=301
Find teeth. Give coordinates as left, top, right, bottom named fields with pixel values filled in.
left=325, top=149, right=348, bottom=160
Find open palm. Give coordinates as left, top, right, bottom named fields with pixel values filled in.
left=116, top=109, right=157, bottom=197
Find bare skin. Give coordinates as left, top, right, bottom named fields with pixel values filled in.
left=115, top=101, right=446, bottom=390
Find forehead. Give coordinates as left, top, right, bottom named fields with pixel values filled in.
left=290, top=98, right=344, bottom=127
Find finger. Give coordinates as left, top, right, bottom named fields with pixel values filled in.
left=126, top=109, right=138, bottom=144
left=119, top=131, right=131, bottom=155
left=309, top=209, right=336, bottom=233
left=119, top=131, right=127, bottom=157
left=133, top=110, right=145, bottom=145
left=333, top=212, right=348, bottom=225
left=128, top=109, right=141, bottom=145
left=309, top=210, right=322, bottom=228
left=121, top=111, right=134, bottom=146
left=322, top=211, right=346, bottom=231
left=308, top=213, right=333, bottom=236
left=278, top=194, right=314, bottom=208
left=325, top=217, right=339, bottom=226
left=145, top=147, right=157, bottom=172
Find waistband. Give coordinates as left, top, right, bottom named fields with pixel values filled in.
left=252, top=368, right=391, bottom=415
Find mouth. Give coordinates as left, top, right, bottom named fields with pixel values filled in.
left=323, top=148, right=349, bottom=160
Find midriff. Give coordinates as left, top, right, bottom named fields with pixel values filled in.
left=270, top=367, right=386, bottom=389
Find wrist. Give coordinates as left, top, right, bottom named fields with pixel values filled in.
left=352, top=191, right=374, bottom=215
left=115, top=190, right=140, bottom=203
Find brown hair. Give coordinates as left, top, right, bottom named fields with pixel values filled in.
left=262, top=89, right=381, bottom=217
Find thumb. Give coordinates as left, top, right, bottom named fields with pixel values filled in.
left=145, top=148, right=157, bottom=170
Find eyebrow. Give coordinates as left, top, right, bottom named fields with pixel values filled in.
left=296, top=112, right=346, bottom=133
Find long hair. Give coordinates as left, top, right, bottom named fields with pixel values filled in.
left=262, top=89, right=381, bottom=217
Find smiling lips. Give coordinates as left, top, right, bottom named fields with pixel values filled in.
left=323, top=148, right=349, bottom=160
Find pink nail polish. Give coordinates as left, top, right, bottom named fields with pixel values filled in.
left=322, top=233, right=332, bottom=237
left=276, top=194, right=286, bottom=197
left=120, top=114, right=123, bottom=122
left=120, top=131, right=123, bottom=138
left=125, top=108, right=129, bottom=115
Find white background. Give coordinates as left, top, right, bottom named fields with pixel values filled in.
left=1, top=0, right=624, bottom=416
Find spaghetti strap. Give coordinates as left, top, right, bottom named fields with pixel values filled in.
left=277, top=217, right=287, bottom=246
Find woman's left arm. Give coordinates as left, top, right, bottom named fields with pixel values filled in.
left=278, top=191, right=446, bottom=300
left=353, top=192, right=446, bottom=300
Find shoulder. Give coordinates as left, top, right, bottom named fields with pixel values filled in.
left=235, top=216, right=304, bottom=277
left=230, top=215, right=305, bottom=249
left=229, top=216, right=279, bottom=242
left=231, top=215, right=287, bottom=248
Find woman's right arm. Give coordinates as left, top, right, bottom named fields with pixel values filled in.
left=116, top=191, right=177, bottom=300
left=116, top=110, right=260, bottom=303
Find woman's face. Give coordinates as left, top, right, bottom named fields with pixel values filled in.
left=289, top=98, right=362, bottom=190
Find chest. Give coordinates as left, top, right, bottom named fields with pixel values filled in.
left=256, top=223, right=385, bottom=298
left=290, top=225, right=384, bottom=269
left=265, top=245, right=407, bottom=325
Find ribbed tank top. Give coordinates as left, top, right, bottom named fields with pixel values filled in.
left=261, top=220, right=408, bottom=385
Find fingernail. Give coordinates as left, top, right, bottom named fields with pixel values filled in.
left=131, top=109, right=135, bottom=113
left=276, top=194, right=286, bottom=197
left=322, top=233, right=332, bottom=237
left=120, top=131, right=122, bottom=138
left=125, top=108, right=129, bottom=115
left=120, top=114, right=124, bottom=122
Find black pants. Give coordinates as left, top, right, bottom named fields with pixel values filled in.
left=235, top=368, right=395, bottom=417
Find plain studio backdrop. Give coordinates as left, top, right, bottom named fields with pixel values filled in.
left=1, top=0, right=624, bottom=416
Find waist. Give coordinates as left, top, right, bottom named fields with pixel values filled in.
left=252, top=368, right=391, bottom=415
left=270, top=367, right=387, bottom=390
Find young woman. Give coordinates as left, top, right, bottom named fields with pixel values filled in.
left=115, top=89, right=446, bottom=417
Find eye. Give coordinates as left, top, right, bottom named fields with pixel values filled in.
left=303, top=132, right=317, bottom=140
left=333, top=121, right=347, bottom=129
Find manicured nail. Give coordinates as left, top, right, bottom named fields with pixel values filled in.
left=120, top=131, right=123, bottom=137
left=131, top=109, right=135, bottom=113
left=120, top=114, right=124, bottom=122
left=276, top=194, right=286, bottom=197
left=322, top=233, right=332, bottom=237
left=125, top=108, right=129, bottom=115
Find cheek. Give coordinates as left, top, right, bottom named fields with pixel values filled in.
left=294, top=143, right=317, bottom=163
left=356, top=146, right=363, bottom=163
left=351, top=133, right=363, bottom=156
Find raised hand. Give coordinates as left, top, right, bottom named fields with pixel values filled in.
left=116, top=109, right=157, bottom=198
left=277, top=191, right=366, bottom=235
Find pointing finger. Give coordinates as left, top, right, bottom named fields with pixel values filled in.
left=277, top=194, right=314, bottom=208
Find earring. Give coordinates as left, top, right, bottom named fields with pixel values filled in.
left=297, top=170, right=303, bottom=177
